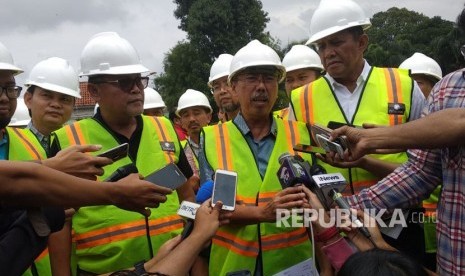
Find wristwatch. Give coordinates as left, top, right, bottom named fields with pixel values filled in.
left=133, top=261, right=147, bottom=276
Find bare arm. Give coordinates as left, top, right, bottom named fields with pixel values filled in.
left=0, top=161, right=172, bottom=213
left=331, top=108, right=465, bottom=160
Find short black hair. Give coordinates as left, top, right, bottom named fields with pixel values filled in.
left=338, top=249, right=428, bottom=276
left=345, top=26, right=364, bottom=40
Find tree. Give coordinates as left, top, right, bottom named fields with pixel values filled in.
left=156, top=0, right=276, bottom=113
left=365, top=7, right=465, bottom=75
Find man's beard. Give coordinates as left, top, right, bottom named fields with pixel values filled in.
left=223, top=102, right=240, bottom=113
left=0, top=117, right=11, bottom=129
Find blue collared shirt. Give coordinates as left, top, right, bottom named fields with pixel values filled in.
left=26, top=121, right=50, bottom=154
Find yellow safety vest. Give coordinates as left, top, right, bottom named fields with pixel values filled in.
left=291, top=67, right=413, bottom=195
left=273, top=107, right=290, bottom=120
left=52, top=116, right=183, bottom=274
left=4, top=127, right=53, bottom=276
left=203, top=118, right=313, bottom=276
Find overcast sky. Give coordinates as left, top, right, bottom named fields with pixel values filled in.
left=1, top=0, right=462, bottom=86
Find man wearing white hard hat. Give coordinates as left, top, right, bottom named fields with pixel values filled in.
left=23, top=57, right=80, bottom=154
left=399, top=52, right=443, bottom=98
left=208, top=54, right=239, bottom=122
left=177, top=89, right=212, bottom=177
left=290, top=0, right=426, bottom=266
left=50, top=32, right=195, bottom=275
left=275, top=45, right=323, bottom=119
left=199, top=40, right=315, bottom=276
left=143, top=87, right=166, bottom=117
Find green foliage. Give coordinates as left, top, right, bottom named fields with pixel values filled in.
left=156, top=0, right=276, bottom=112
left=365, top=7, right=465, bottom=75
left=154, top=41, right=211, bottom=110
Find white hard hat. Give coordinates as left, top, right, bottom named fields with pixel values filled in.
left=25, top=57, right=81, bottom=98
left=0, top=41, right=23, bottom=75
left=176, top=89, right=212, bottom=116
left=282, top=45, right=324, bottom=73
left=208, top=54, right=233, bottom=87
left=144, top=87, right=166, bottom=109
left=306, top=0, right=371, bottom=45
left=9, top=98, right=30, bottom=127
left=228, top=40, right=286, bottom=84
left=399, top=52, right=442, bottom=81
left=79, top=32, right=149, bottom=77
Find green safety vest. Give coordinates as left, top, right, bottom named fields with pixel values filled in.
left=291, top=67, right=413, bottom=195
left=4, top=127, right=53, bottom=276
left=273, top=107, right=290, bottom=120
left=203, top=118, right=313, bottom=276
left=52, top=115, right=183, bottom=274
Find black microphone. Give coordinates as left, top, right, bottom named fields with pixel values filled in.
left=328, top=189, right=371, bottom=239
left=104, top=164, right=139, bottom=182
left=309, top=164, right=371, bottom=239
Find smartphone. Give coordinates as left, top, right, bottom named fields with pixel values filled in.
left=97, top=143, right=129, bottom=162
left=312, top=124, right=349, bottom=152
left=315, top=134, right=345, bottom=158
left=145, top=163, right=187, bottom=190
left=212, top=169, right=237, bottom=211
left=293, top=143, right=327, bottom=155
left=327, top=121, right=361, bottom=130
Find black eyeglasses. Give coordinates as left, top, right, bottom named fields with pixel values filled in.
left=0, top=86, right=22, bottom=99
left=93, top=76, right=149, bottom=92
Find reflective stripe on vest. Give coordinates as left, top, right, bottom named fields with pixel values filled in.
left=6, top=127, right=46, bottom=160
left=203, top=118, right=313, bottom=275
left=291, top=67, right=412, bottom=195
left=52, top=116, right=182, bottom=274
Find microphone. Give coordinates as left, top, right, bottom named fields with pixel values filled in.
left=329, top=189, right=371, bottom=239
left=177, top=201, right=201, bottom=240
left=104, top=164, right=139, bottom=182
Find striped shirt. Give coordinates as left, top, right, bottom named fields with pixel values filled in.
left=346, top=68, right=465, bottom=275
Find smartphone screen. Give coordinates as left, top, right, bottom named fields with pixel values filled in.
left=212, top=170, right=237, bottom=210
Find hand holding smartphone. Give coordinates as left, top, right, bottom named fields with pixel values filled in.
left=97, top=143, right=129, bottom=162
left=212, top=169, right=237, bottom=211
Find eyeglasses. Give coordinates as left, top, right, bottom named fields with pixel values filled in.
left=235, top=73, right=278, bottom=86
left=93, top=76, right=149, bottom=92
left=211, top=79, right=230, bottom=94
left=0, top=86, right=22, bottom=99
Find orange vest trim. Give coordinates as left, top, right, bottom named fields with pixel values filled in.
left=65, top=123, right=86, bottom=145
left=214, top=123, right=234, bottom=171
left=300, top=83, right=314, bottom=125
left=74, top=215, right=183, bottom=250
left=383, top=68, right=404, bottom=126
left=213, top=230, right=260, bottom=257
left=35, top=248, right=49, bottom=262
left=236, top=195, right=257, bottom=206
left=147, top=116, right=175, bottom=163
left=257, top=191, right=279, bottom=206
left=261, top=228, right=309, bottom=251
left=10, top=128, right=42, bottom=160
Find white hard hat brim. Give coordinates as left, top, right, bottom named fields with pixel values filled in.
left=79, top=64, right=150, bottom=77
left=25, top=81, right=81, bottom=99
left=0, top=62, right=24, bottom=76
left=306, top=22, right=371, bottom=45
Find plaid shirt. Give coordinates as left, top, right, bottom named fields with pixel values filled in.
left=347, top=68, right=465, bottom=275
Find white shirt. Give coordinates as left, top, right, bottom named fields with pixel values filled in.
left=324, top=60, right=426, bottom=122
